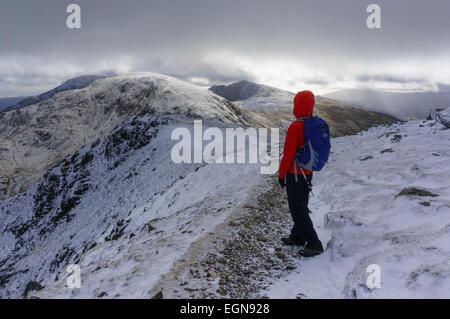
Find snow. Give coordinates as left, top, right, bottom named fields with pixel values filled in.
left=1, top=71, right=449, bottom=299
left=210, top=80, right=295, bottom=113
left=0, top=115, right=262, bottom=298
left=0, top=72, right=247, bottom=202
left=262, top=117, right=450, bottom=298
left=2, top=75, right=106, bottom=113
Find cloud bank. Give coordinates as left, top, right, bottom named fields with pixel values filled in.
left=1, top=0, right=450, bottom=96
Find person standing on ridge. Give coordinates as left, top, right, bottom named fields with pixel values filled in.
left=278, top=90, right=324, bottom=258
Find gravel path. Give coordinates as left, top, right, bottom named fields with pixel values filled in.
left=153, top=174, right=306, bottom=299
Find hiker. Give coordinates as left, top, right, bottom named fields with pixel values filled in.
left=278, top=90, right=324, bottom=257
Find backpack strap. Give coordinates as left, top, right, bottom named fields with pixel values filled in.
left=293, top=118, right=307, bottom=183
left=293, top=119, right=315, bottom=195
left=295, top=156, right=315, bottom=197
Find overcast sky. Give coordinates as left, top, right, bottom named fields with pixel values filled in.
left=1, top=0, right=450, bottom=97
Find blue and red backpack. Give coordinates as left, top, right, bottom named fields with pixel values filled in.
left=294, top=117, right=331, bottom=190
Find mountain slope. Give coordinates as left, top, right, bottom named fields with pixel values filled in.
left=323, top=88, right=450, bottom=120
left=210, top=81, right=399, bottom=136
left=0, top=97, right=27, bottom=113
left=0, top=114, right=263, bottom=298
left=19, top=109, right=448, bottom=299
left=3, top=75, right=107, bottom=113
left=0, top=72, right=247, bottom=202
left=210, top=80, right=294, bottom=112
left=263, top=111, right=450, bottom=298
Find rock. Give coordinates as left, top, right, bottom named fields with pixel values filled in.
left=244, top=203, right=258, bottom=209
left=22, top=281, right=44, bottom=298
left=360, top=155, right=373, bottom=161
left=286, top=265, right=296, bottom=270
left=216, top=288, right=227, bottom=296
left=275, top=252, right=286, bottom=260
left=324, top=212, right=346, bottom=229
left=437, top=108, right=450, bottom=128
left=142, top=222, right=155, bottom=232
left=420, top=201, right=431, bottom=207
left=256, top=235, right=266, bottom=242
left=210, top=272, right=218, bottom=279
left=395, top=187, right=439, bottom=198
left=381, top=148, right=394, bottom=154
left=97, top=291, right=108, bottom=298
left=427, top=109, right=443, bottom=120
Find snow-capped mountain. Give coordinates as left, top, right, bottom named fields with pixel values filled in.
left=210, top=80, right=295, bottom=112
left=323, top=88, right=450, bottom=120
left=2, top=75, right=107, bottom=113
left=0, top=72, right=248, bottom=202
left=210, top=80, right=399, bottom=136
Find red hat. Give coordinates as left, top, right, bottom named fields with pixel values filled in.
left=293, top=90, right=315, bottom=119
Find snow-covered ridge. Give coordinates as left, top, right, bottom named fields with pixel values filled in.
left=210, top=80, right=295, bottom=113
left=0, top=72, right=248, bottom=202
left=3, top=75, right=107, bottom=113
left=0, top=114, right=262, bottom=298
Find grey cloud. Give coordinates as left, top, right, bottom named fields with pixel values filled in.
left=355, top=74, right=428, bottom=84
left=1, top=0, right=450, bottom=96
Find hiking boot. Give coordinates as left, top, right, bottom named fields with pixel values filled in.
left=281, top=237, right=306, bottom=246
left=299, top=246, right=324, bottom=257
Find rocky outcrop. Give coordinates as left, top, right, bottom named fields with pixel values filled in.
left=0, top=73, right=248, bottom=202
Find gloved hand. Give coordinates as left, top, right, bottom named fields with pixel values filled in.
left=278, top=177, right=285, bottom=188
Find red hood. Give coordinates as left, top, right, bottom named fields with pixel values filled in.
left=293, top=90, right=315, bottom=118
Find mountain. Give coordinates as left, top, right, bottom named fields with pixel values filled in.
left=210, top=80, right=296, bottom=112
left=0, top=114, right=262, bottom=298
left=0, top=97, right=27, bottom=113
left=2, top=75, right=107, bottom=113
left=0, top=71, right=449, bottom=299
left=323, top=88, right=450, bottom=120
left=0, top=72, right=249, bottom=202
left=210, top=81, right=399, bottom=136
left=2, top=109, right=448, bottom=299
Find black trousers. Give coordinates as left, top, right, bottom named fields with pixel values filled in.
left=286, top=173, right=323, bottom=250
